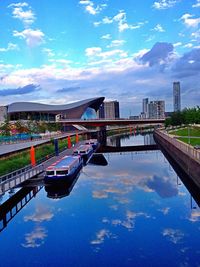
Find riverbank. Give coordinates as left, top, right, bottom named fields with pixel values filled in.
left=154, top=129, right=200, bottom=188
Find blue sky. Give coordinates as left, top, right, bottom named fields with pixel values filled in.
left=0, top=0, right=200, bottom=116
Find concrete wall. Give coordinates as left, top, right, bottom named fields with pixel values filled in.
left=154, top=130, right=200, bottom=188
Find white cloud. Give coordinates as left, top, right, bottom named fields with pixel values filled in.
left=107, top=40, right=126, bottom=48
left=153, top=0, right=179, bottom=9
left=43, top=48, right=55, bottom=57
left=13, top=28, right=45, bottom=47
left=79, top=0, right=107, bottom=15
left=191, top=29, right=200, bottom=39
left=22, top=226, right=47, bottom=248
left=192, top=0, right=200, bottom=8
left=49, top=59, right=72, bottom=66
left=8, top=2, right=35, bottom=25
left=152, top=24, right=165, bottom=32
left=94, top=10, right=147, bottom=32
left=90, top=229, right=111, bottom=245
left=85, top=47, right=127, bottom=59
left=189, top=210, right=200, bottom=222
left=184, top=43, right=193, bottom=48
left=102, top=16, right=113, bottom=24
left=101, top=34, right=111, bottom=40
left=180, top=13, right=200, bottom=28
left=85, top=47, right=102, bottom=57
left=1, top=43, right=200, bottom=113
left=8, top=2, right=28, bottom=8
left=173, top=42, right=182, bottom=47
left=0, top=43, right=19, bottom=52
left=162, top=228, right=184, bottom=244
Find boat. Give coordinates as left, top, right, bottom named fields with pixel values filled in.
left=73, top=144, right=94, bottom=166
left=45, top=172, right=80, bottom=199
left=84, top=139, right=99, bottom=150
left=73, top=144, right=93, bottom=158
left=44, top=155, right=82, bottom=183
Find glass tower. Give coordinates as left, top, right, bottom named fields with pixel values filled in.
left=173, top=82, right=181, bottom=112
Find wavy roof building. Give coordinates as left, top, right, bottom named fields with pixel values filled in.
left=2, top=97, right=104, bottom=122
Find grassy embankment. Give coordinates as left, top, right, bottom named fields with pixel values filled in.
left=0, top=135, right=80, bottom=177
left=169, top=127, right=200, bottom=146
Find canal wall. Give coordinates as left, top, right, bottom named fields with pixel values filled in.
left=154, top=130, right=200, bottom=188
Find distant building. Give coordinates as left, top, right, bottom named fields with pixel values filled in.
left=173, top=82, right=181, bottom=112
left=0, top=97, right=104, bottom=123
left=98, top=101, right=120, bottom=119
left=129, top=115, right=140, bottom=120
left=0, top=106, right=8, bottom=123
left=148, top=100, right=165, bottom=119
left=142, top=98, right=149, bottom=118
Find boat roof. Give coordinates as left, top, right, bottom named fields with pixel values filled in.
left=48, top=156, right=79, bottom=169
left=75, top=144, right=91, bottom=150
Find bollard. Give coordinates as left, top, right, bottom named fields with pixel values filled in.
left=76, top=134, right=79, bottom=143
left=54, top=139, right=59, bottom=156
left=67, top=136, right=72, bottom=149
left=30, top=146, right=36, bottom=167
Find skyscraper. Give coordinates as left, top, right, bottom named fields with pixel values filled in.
left=173, top=82, right=181, bottom=112
left=142, top=98, right=149, bottom=118
left=98, top=101, right=120, bottom=119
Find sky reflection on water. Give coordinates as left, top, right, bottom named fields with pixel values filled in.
left=0, top=135, right=200, bottom=267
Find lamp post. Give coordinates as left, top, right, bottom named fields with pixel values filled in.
left=188, top=126, right=191, bottom=145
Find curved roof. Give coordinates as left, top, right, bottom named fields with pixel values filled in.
left=8, top=97, right=104, bottom=114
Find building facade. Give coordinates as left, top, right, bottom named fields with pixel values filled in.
left=0, top=106, right=7, bottom=123
left=142, top=98, right=149, bottom=119
left=173, top=82, right=181, bottom=112
left=148, top=100, right=165, bottom=119
left=98, top=101, right=120, bottom=119
left=0, top=97, right=104, bottom=123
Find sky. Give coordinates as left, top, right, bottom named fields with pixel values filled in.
left=0, top=0, right=200, bottom=117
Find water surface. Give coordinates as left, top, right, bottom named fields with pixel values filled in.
left=0, top=134, right=199, bottom=267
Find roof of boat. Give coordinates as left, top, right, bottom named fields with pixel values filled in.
left=74, top=144, right=91, bottom=150
left=48, top=156, right=79, bottom=169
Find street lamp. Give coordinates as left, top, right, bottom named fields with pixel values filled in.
left=188, top=126, right=191, bottom=145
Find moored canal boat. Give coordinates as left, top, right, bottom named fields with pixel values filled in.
left=85, top=139, right=99, bottom=150
left=44, top=155, right=82, bottom=183
left=73, top=144, right=93, bottom=158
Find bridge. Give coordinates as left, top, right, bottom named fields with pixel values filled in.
left=58, top=118, right=165, bottom=127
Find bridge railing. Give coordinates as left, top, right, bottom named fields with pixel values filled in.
left=155, top=130, right=200, bottom=162
left=0, top=164, right=44, bottom=195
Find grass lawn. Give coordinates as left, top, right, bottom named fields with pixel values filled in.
left=178, top=137, right=200, bottom=146
left=169, top=127, right=200, bottom=137
left=0, top=135, right=83, bottom=177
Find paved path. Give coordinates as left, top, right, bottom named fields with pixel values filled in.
left=0, top=132, right=86, bottom=157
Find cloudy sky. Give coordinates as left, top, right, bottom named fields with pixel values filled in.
left=0, top=0, right=200, bottom=116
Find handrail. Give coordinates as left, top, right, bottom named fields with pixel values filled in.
left=155, top=129, right=200, bottom=162
left=0, top=165, right=32, bottom=183
left=0, top=164, right=44, bottom=195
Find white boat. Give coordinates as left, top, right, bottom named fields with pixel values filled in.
left=84, top=139, right=99, bottom=149
left=44, top=155, right=82, bottom=183
left=73, top=144, right=93, bottom=159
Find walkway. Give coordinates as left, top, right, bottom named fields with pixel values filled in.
left=0, top=132, right=85, bottom=157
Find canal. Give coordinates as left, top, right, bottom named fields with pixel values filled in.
left=0, top=133, right=200, bottom=267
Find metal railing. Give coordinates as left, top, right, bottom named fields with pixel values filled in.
left=155, top=130, right=200, bottom=162
left=0, top=165, right=32, bottom=183
left=0, top=164, right=44, bottom=195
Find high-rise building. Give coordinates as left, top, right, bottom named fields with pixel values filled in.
left=142, top=98, right=149, bottom=118
left=173, top=82, right=181, bottom=112
left=98, top=101, right=120, bottom=119
left=148, top=100, right=165, bottom=119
